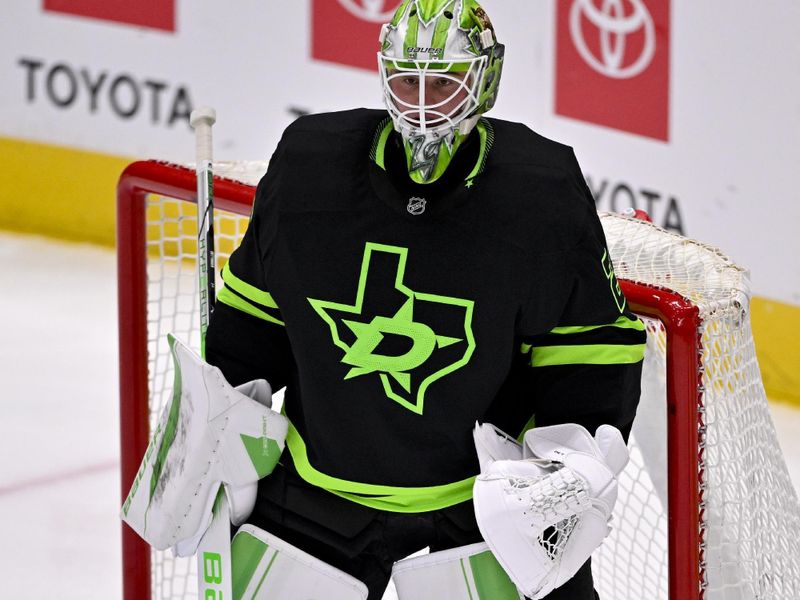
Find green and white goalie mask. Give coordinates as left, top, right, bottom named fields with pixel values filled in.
left=378, top=0, right=504, bottom=183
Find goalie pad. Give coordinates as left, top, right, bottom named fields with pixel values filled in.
left=121, top=335, right=288, bottom=556
left=473, top=423, right=628, bottom=599
left=231, top=525, right=368, bottom=599
left=392, top=542, right=523, bottom=600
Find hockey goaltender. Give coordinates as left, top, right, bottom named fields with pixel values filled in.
left=122, top=1, right=645, bottom=599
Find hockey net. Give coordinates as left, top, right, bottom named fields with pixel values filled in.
left=117, top=160, right=800, bottom=600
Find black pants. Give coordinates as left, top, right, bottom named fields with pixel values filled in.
left=244, top=464, right=598, bottom=600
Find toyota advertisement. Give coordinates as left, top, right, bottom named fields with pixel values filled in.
left=556, top=0, right=670, bottom=141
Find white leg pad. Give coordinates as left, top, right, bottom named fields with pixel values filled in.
left=231, top=525, right=368, bottom=600
left=391, top=543, right=524, bottom=600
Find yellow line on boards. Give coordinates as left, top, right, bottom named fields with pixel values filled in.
left=0, top=136, right=133, bottom=247
left=751, top=297, right=800, bottom=406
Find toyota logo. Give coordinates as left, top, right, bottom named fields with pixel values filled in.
left=337, top=0, right=400, bottom=22
left=569, top=0, right=656, bottom=79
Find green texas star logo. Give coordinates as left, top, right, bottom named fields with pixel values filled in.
left=308, top=243, right=475, bottom=415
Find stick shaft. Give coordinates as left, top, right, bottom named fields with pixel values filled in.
left=190, top=108, right=232, bottom=600
left=197, top=162, right=215, bottom=358
left=190, top=108, right=217, bottom=358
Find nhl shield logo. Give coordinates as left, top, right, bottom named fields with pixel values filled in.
left=407, top=197, right=427, bottom=216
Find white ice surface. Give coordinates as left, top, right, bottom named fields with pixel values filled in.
left=1, top=231, right=798, bottom=599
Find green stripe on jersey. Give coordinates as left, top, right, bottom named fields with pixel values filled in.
left=221, top=262, right=278, bottom=308
left=372, top=120, right=394, bottom=170
left=549, top=314, right=645, bottom=336
left=217, top=286, right=285, bottom=327
left=465, top=120, right=491, bottom=182
left=285, top=421, right=475, bottom=512
left=530, top=343, right=645, bottom=367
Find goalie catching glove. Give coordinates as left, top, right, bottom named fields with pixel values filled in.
left=121, top=335, right=288, bottom=556
left=472, top=422, right=629, bottom=599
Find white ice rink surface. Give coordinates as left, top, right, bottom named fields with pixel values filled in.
left=2, top=231, right=799, bottom=599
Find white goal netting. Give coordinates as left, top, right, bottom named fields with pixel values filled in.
left=123, top=160, right=800, bottom=600
left=594, top=216, right=800, bottom=600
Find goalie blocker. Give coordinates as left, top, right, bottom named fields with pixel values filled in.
left=121, top=335, right=288, bottom=555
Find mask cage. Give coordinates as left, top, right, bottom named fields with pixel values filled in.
left=378, top=54, right=488, bottom=136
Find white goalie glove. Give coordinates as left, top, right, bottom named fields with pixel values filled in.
left=121, top=334, right=288, bottom=556
left=472, top=422, right=629, bottom=599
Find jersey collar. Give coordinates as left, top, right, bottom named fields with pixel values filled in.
left=369, top=117, right=494, bottom=189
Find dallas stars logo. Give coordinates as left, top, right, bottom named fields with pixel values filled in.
left=308, top=243, right=475, bottom=415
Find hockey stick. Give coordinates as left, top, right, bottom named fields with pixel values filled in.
left=189, top=107, right=232, bottom=600
left=190, top=106, right=217, bottom=360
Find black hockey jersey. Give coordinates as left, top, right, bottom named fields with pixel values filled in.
left=206, top=108, right=645, bottom=513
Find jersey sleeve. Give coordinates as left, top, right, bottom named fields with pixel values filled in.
left=216, top=174, right=284, bottom=328
left=206, top=148, right=294, bottom=390
left=517, top=158, right=646, bottom=441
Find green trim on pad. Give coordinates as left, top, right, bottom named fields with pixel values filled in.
left=150, top=335, right=183, bottom=500
left=470, top=550, right=521, bottom=599
left=251, top=551, right=279, bottom=599
left=231, top=533, right=268, bottom=600
left=459, top=559, right=476, bottom=600
left=240, top=434, right=282, bottom=478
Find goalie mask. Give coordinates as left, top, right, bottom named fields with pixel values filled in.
left=378, top=0, right=505, bottom=184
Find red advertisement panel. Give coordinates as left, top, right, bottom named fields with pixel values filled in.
left=312, top=0, right=403, bottom=71
left=43, top=0, right=175, bottom=32
left=556, top=0, right=670, bottom=141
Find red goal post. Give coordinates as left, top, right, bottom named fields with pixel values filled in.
left=117, top=160, right=799, bottom=600
left=117, top=161, right=257, bottom=598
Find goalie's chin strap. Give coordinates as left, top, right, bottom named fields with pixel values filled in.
left=197, top=489, right=232, bottom=599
